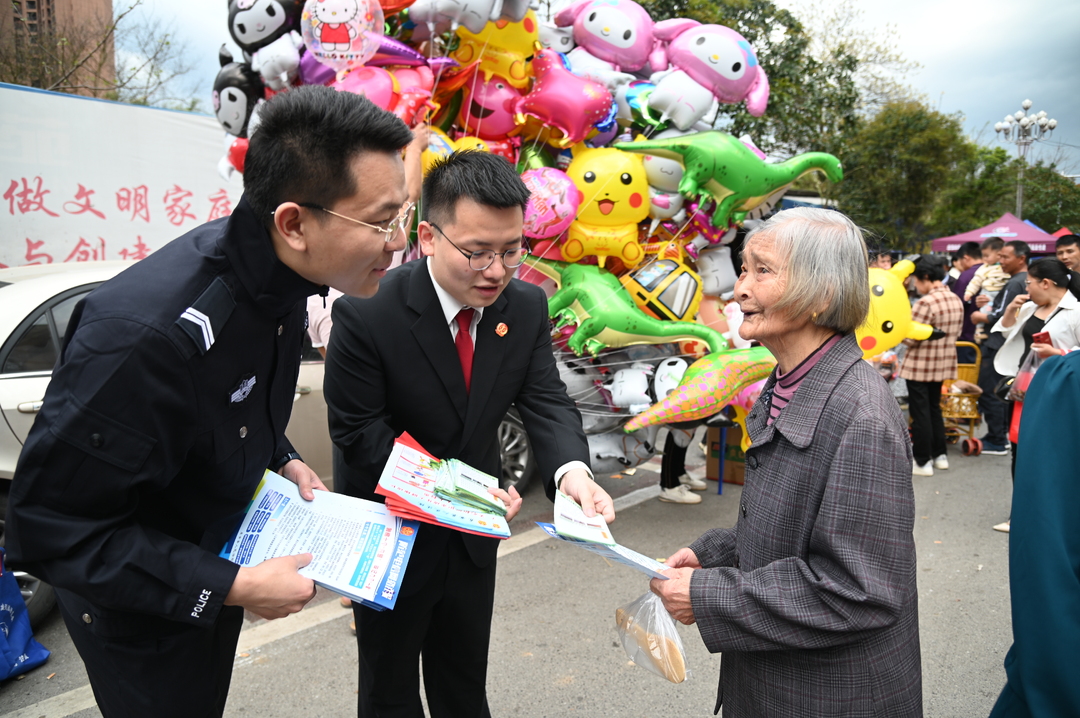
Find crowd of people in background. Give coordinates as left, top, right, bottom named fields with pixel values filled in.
left=881, top=233, right=1080, bottom=534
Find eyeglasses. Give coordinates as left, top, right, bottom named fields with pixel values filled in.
left=429, top=222, right=530, bottom=271
left=298, top=201, right=416, bottom=242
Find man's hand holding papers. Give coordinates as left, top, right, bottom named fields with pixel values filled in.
left=537, top=493, right=670, bottom=580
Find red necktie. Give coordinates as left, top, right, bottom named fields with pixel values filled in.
left=455, top=308, right=475, bottom=392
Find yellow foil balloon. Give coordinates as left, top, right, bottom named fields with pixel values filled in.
left=856, top=259, right=937, bottom=359
left=421, top=130, right=492, bottom=175
left=452, top=11, right=539, bottom=89
left=563, top=144, right=650, bottom=268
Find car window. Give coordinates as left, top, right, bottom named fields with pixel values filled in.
left=2, top=313, right=56, bottom=374
left=50, top=293, right=84, bottom=342
left=658, top=273, right=698, bottom=318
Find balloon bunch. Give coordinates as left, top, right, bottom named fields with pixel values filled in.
left=208, top=0, right=848, bottom=470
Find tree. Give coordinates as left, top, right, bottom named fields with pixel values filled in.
left=838, top=100, right=970, bottom=252
left=928, top=145, right=1015, bottom=238
left=0, top=1, right=198, bottom=110
left=790, top=0, right=920, bottom=114
left=1018, top=162, right=1080, bottom=232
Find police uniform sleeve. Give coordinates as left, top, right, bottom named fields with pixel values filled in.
left=7, top=317, right=240, bottom=627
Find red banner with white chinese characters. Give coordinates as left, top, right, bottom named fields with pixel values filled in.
left=0, top=84, right=242, bottom=268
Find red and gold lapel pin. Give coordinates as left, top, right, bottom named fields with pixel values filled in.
left=496, top=322, right=509, bottom=337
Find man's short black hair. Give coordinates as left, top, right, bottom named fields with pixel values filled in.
left=244, top=85, right=414, bottom=226
left=956, top=241, right=982, bottom=261
left=912, top=257, right=945, bottom=282
left=1057, top=234, right=1080, bottom=249
left=1004, top=240, right=1031, bottom=261
left=981, top=237, right=1005, bottom=251
left=422, top=151, right=529, bottom=226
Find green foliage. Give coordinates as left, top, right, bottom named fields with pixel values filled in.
left=928, top=146, right=1015, bottom=237
left=838, top=101, right=969, bottom=252
left=1020, top=162, right=1080, bottom=232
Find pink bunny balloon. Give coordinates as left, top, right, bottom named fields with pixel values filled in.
left=553, top=0, right=660, bottom=73
left=521, top=168, right=583, bottom=239
left=650, top=19, right=769, bottom=128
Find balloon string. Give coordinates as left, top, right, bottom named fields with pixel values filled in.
left=465, top=31, right=494, bottom=139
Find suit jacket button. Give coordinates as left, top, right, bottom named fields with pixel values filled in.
left=89, top=433, right=103, bottom=448
left=741, top=502, right=747, bottom=518
left=239, top=426, right=248, bottom=439
left=734, top=555, right=740, bottom=568
left=747, top=455, right=759, bottom=470
left=82, top=613, right=93, bottom=624
left=277, top=325, right=283, bottom=336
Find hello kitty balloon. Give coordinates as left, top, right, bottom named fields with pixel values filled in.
left=301, top=0, right=383, bottom=75
left=648, top=19, right=769, bottom=129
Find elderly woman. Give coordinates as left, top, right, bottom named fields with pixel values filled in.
left=651, top=208, right=922, bottom=717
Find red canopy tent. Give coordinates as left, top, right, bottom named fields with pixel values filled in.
left=930, top=212, right=1056, bottom=254
left=1053, top=227, right=1073, bottom=237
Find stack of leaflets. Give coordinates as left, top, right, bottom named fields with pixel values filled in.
left=434, top=460, right=507, bottom=515
left=222, top=471, right=419, bottom=611
left=536, top=491, right=670, bottom=580
left=376, top=434, right=511, bottom=539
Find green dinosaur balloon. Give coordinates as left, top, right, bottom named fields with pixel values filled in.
left=615, top=131, right=843, bottom=228
left=524, top=256, right=726, bottom=356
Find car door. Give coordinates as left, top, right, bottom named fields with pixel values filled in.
left=0, top=288, right=95, bottom=478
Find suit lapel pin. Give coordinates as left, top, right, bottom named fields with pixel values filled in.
left=496, top=322, right=509, bottom=337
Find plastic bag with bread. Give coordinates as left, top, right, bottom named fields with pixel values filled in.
left=615, top=592, right=689, bottom=683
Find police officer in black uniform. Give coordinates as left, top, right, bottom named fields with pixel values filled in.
left=6, top=86, right=415, bottom=718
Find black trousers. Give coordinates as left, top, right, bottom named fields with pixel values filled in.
left=660, top=432, right=688, bottom=489
left=57, top=590, right=244, bottom=718
left=354, top=533, right=496, bottom=718
left=977, top=344, right=1009, bottom=446
left=908, top=380, right=946, bottom=466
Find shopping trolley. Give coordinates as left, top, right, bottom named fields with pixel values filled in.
left=941, top=341, right=983, bottom=455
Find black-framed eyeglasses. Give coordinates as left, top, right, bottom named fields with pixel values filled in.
left=298, top=201, right=416, bottom=242
left=429, top=222, right=530, bottom=271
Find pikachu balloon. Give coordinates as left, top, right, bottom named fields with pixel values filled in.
left=856, top=259, right=938, bottom=359
left=563, top=144, right=650, bottom=268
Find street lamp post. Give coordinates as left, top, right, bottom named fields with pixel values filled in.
left=995, top=99, right=1057, bottom=220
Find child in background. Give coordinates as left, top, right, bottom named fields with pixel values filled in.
left=965, top=237, right=1009, bottom=304
left=966, top=237, right=1009, bottom=341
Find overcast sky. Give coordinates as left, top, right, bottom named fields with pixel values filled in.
left=141, top=0, right=1079, bottom=175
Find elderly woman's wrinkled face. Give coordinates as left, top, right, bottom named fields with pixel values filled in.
left=735, top=236, right=805, bottom=345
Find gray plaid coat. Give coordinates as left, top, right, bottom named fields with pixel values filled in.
left=689, top=333, right=922, bottom=717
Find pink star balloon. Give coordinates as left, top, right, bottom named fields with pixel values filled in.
left=512, top=48, right=613, bottom=148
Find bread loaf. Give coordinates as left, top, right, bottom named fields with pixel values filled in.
left=615, top=606, right=687, bottom=683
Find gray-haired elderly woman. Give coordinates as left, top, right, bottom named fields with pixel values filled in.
left=651, top=208, right=922, bottom=717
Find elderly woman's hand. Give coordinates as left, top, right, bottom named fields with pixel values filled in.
left=650, top=568, right=696, bottom=625
left=663, top=547, right=702, bottom=570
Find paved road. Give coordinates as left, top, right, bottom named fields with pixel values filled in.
left=1, top=432, right=1015, bottom=717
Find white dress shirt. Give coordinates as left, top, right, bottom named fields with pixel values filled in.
left=426, top=260, right=592, bottom=490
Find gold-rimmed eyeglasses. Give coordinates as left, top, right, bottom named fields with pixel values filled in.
left=429, top=222, right=530, bottom=271
left=299, top=201, right=416, bottom=242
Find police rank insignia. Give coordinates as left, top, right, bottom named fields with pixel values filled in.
left=229, top=374, right=256, bottom=404
left=176, top=277, right=236, bottom=354
left=496, top=323, right=508, bottom=337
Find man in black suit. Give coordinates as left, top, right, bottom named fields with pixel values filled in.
left=324, top=151, right=613, bottom=718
